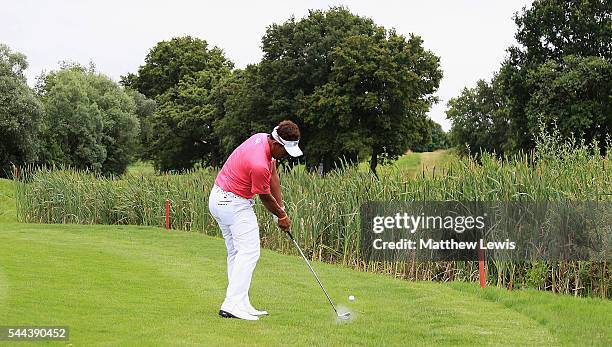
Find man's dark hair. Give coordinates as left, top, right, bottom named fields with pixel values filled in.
left=276, top=120, right=300, bottom=141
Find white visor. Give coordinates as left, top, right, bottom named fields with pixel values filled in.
left=272, top=126, right=303, bottom=157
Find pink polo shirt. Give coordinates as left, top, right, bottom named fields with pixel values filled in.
left=215, top=133, right=274, bottom=199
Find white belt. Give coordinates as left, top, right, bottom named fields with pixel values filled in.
left=212, top=184, right=254, bottom=202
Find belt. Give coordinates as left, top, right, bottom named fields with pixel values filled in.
left=212, top=184, right=253, bottom=202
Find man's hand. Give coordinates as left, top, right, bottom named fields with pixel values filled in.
left=273, top=205, right=285, bottom=223
left=259, top=193, right=290, bottom=231
left=277, top=214, right=291, bottom=231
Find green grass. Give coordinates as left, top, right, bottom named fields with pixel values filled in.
left=14, top=142, right=611, bottom=297
left=358, top=149, right=456, bottom=177
left=419, top=149, right=456, bottom=171
left=0, top=222, right=610, bottom=346
left=1, top=170, right=610, bottom=345
left=0, top=178, right=17, bottom=223
left=125, top=160, right=156, bottom=176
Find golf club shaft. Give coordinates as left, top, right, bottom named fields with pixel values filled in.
left=287, top=231, right=339, bottom=313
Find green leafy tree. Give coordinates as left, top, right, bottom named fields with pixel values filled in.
left=38, top=64, right=140, bottom=175
left=125, top=88, right=156, bottom=160
left=512, top=0, right=610, bottom=65
left=129, top=36, right=233, bottom=171
left=411, top=120, right=450, bottom=152
left=525, top=55, right=611, bottom=149
left=429, top=121, right=450, bottom=151
left=449, top=0, right=611, bottom=156
left=148, top=69, right=229, bottom=171
left=0, top=44, right=43, bottom=178
left=255, top=8, right=384, bottom=172
left=246, top=7, right=442, bottom=173
left=497, top=0, right=611, bottom=153
left=119, top=72, right=138, bottom=89
left=301, top=30, right=442, bottom=174
left=211, top=66, right=271, bottom=162
left=447, top=78, right=512, bottom=156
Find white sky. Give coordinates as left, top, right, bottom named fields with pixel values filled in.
left=1, top=0, right=533, bottom=131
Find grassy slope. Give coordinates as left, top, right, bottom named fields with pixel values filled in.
left=0, top=223, right=610, bottom=346
left=419, top=149, right=456, bottom=171
left=125, top=160, right=156, bottom=176
left=358, top=149, right=455, bottom=177
left=1, top=173, right=610, bottom=345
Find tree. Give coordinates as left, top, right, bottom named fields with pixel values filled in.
left=211, top=66, right=271, bottom=163
left=449, top=0, right=611, bottom=156
left=125, top=88, right=156, bottom=160
left=133, top=36, right=233, bottom=100
left=253, top=7, right=441, bottom=173
left=148, top=69, right=228, bottom=171
left=512, top=0, right=610, bottom=65
left=429, top=121, right=450, bottom=151
left=119, top=72, right=138, bottom=89
left=38, top=64, right=140, bottom=175
left=525, top=55, right=611, bottom=149
left=497, top=0, right=611, bottom=153
left=447, top=78, right=511, bottom=156
left=411, top=119, right=450, bottom=152
left=128, top=36, right=234, bottom=171
left=0, top=44, right=43, bottom=178
left=301, top=30, right=442, bottom=174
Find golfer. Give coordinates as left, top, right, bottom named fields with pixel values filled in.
left=208, top=120, right=302, bottom=320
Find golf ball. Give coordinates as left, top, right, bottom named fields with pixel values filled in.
left=348, top=295, right=355, bottom=301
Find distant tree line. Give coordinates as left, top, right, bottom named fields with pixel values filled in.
left=122, top=7, right=444, bottom=174
left=410, top=119, right=450, bottom=152
left=1, top=49, right=142, bottom=177
left=447, top=0, right=611, bottom=157
left=1, top=7, right=445, bottom=177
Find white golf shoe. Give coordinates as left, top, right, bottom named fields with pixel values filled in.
left=242, top=300, right=268, bottom=316
left=219, top=303, right=259, bottom=321
left=245, top=305, right=268, bottom=316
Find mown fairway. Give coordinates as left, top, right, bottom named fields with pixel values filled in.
left=0, top=221, right=610, bottom=346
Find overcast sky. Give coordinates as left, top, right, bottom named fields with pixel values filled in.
left=2, top=0, right=534, bottom=130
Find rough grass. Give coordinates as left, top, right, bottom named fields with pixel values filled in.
left=418, top=149, right=456, bottom=172
left=392, top=149, right=455, bottom=178
left=357, top=149, right=456, bottom=177
left=125, top=160, right=156, bottom=176
left=0, top=223, right=610, bottom=346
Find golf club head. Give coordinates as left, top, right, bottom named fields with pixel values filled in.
left=337, top=311, right=351, bottom=320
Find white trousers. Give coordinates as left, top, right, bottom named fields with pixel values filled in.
left=208, top=185, right=260, bottom=310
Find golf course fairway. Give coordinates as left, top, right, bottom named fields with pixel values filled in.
left=0, top=223, right=610, bottom=346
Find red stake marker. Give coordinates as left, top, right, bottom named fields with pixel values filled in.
left=478, top=247, right=486, bottom=288
left=165, top=199, right=170, bottom=229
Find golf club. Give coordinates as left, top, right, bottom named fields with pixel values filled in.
left=285, top=230, right=351, bottom=320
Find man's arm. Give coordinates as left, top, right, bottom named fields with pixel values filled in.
left=270, top=161, right=283, bottom=210
left=252, top=164, right=290, bottom=230
left=259, top=193, right=291, bottom=231
left=259, top=194, right=285, bottom=218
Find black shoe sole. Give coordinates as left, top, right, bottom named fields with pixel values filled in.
left=219, top=310, right=238, bottom=318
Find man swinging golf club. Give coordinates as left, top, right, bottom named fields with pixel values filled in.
left=208, top=120, right=302, bottom=320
